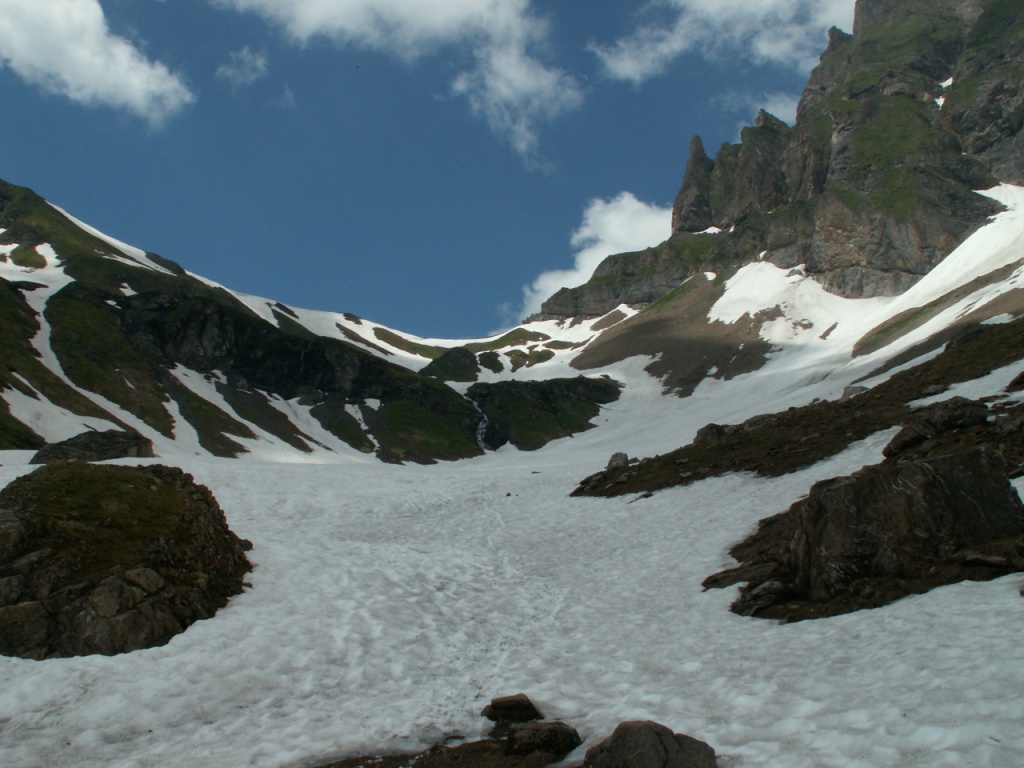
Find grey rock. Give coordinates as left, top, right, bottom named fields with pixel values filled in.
left=721, top=444, right=1024, bottom=616
left=840, top=385, right=868, bottom=401
left=584, top=720, right=717, bottom=768
left=607, top=452, right=630, bottom=470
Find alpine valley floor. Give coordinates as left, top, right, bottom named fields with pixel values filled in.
left=2, top=369, right=1024, bottom=768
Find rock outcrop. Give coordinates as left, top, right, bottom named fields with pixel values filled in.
left=540, top=0, right=1022, bottom=319
left=707, top=444, right=1024, bottom=620
left=29, top=429, right=154, bottom=464
left=0, top=462, right=252, bottom=659
left=583, top=721, right=717, bottom=768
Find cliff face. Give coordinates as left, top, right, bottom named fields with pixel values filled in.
left=540, top=0, right=1024, bottom=319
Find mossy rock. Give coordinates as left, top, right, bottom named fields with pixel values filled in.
left=0, top=462, right=252, bottom=659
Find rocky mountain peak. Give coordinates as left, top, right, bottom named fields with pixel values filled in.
left=540, top=0, right=1023, bottom=319
left=670, top=135, right=714, bottom=234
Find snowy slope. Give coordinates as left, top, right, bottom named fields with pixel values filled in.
left=1, top=385, right=1023, bottom=768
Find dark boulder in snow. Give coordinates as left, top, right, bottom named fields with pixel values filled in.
left=0, top=462, right=251, bottom=659
left=583, top=720, right=717, bottom=768
left=482, top=693, right=543, bottom=723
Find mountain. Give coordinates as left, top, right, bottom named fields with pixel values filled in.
left=4, top=1, right=1024, bottom=766
left=1, top=1, right=1023, bottom=466
left=0, top=180, right=623, bottom=463
left=542, top=0, right=1023, bottom=320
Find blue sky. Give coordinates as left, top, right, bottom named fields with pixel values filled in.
left=0, top=0, right=855, bottom=339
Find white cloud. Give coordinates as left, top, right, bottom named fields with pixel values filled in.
left=518, top=192, right=671, bottom=320
left=592, top=0, right=856, bottom=84
left=216, top=46, right=269, bottom=90
left=0, top=0, right=194, bottom=125
left=715, top=90, right=802, bottom=128
left=209, top=0, right=581, bottom=161
left=759, top=92, right=802, bottom=125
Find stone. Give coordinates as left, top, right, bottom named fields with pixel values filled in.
left=584, top=721, right=717, bottom=768
left=883, top=396, right=989, bottom=457
left=481, top=693, right=543, bottom=724
left=506, top=722, right=582, bottom=759
left=606, top=452, right=629, bottom=470
left=30, top=429, right=154, bottom=464
left=0, top=462, right=252, bottom=659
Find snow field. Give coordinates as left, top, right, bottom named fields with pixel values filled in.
left=2, top=419, right=1023, bottom=768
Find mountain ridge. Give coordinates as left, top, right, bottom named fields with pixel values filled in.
left=1, top=0, right=1023, bottom=467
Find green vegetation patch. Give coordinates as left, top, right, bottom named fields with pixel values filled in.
left=9, top=245, right=45, bottom=269
left=214, top=384, right=314, bottom=453
left=0, top=462, right=236, bottom=585
left=468, top=376, right=622, bottom=451
left=372, top=399, right=482, bottom=462
left=309, top=404, right=375, bottom=454
left=847, top=96, right=937, bottom=170
left=0, top=280, right=124, bottom=434
left=419, top=346, right=480, bottom=382
left=477, top=351, right=504, bottom=373
left=337, top=324, right=393, bottom=356
left=967, top=0, right=1024, bottom=50
left=163, top=378, right=253, bottom=458
left=372, top=327, right=445, bottom=359
left=0, top=397, right=44, bottom=450
left=854, top=259, right=1024, bottom=357
left=45, top=284, right=174, bottom=436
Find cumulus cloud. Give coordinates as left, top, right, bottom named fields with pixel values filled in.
left=209, top=0, right=581, bottom=161
left=517, top=192, right=671, bottom=321
left=592, top=0, right=856, bottom=84
left=0, top=0, right=194, bottom=125
left=216, top=46, right=269, bottom=90
left=715, top=90, right=802, bottom=128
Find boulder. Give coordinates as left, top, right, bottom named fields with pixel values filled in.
left=584, top=721, right=717, bottom=768
left=30, top=429, right=154, bottom=464
left=883, top=396, right=989, bottom=457
left=0, top=462, right=252, bottom=659
left=606, top=452, right=630, bottom=470
left=507, top=722, right=582, bottom=759
left=482, top=693, right=543, bottom=724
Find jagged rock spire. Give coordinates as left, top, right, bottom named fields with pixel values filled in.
left=671, top=135, right=715, bottom=233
